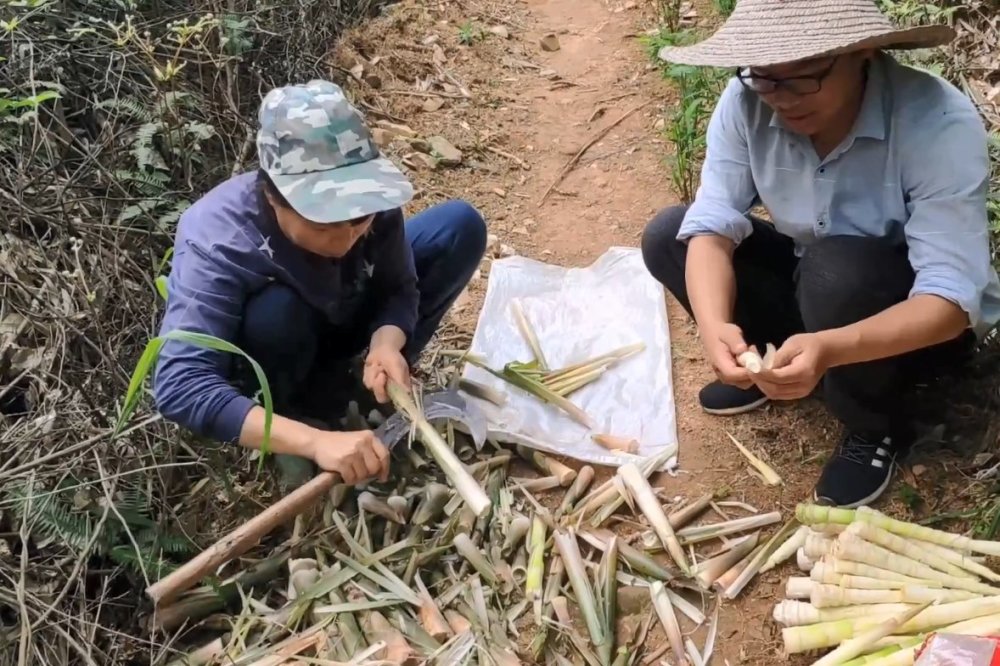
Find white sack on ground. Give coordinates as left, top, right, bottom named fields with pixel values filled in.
left=462, top=247, right=679, bottom=469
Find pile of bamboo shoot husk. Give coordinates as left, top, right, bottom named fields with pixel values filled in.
left=772, top=503, right=1000, bottom=665
left=161, top=424, right=801, bottom=666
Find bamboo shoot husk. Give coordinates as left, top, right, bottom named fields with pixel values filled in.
left=668, top=493, right=714, bottom=530
left=650, top=582, right=689, bottom=666
left=618, top=463, right=689, bottom=574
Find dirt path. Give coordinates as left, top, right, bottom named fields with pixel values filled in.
left=344, top=0, right=833, bottom=660
left=465, top=1, right=821, bottom=658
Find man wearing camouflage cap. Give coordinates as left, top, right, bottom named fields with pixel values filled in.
left=153, top=80, right=486, bottom=488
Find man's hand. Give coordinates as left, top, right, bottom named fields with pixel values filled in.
left=310, top=429, right=390, bottom=485
left=364, top=344, right=411, bottom=403
left=699, top=322, right=753, bottom=389
left=753, top=333, right=830, bottom=400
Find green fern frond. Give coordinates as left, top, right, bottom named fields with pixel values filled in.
left=109, top=544, right=175, bottom=578
left=118, top=198, right=165, bottom=224
left=146, top=529, right=195, bottom=555
left=114, top=169, right=169, bottom=196
left=157, top=200, right=191, bottom=229
left=5, top=486, right=94, bottom=551
left=96, top=96, right=153, bottom=122
left=132, top=122, right=167, bottom=171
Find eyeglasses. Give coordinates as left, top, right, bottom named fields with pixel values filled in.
left=342, top=214, right=375, bottom=228
left=736, top=57, right=838, bottom=96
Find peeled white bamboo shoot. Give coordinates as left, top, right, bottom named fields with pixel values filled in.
left=786, top=577, right=815, bottom=600
left=830, top=559, right=933, bottom=586
left=846, top=521, right=977, bottom=581
left=761, top=525, right=808, bottom=573
left=772, top=600, right=913, bottom=627
left=900, top=585, right=979, bottom=604
left=797, top=548, right=815, bottom=573
left=803, top=533, right=835, bottom=559
left=810, top=523, right=848, bottom=535
left=810, top=563, right=910, bottom=591
left=811, top=584, right=904, bottom=608
left=809, top=602, right=931, bottom=666
left=913, top=537, right=1000, bottom=584
left=797, top=504, right=1000, bottom=558
left=783, top=595, right=1000, bottom=653
left=834, top=532, right=1000, bottom=596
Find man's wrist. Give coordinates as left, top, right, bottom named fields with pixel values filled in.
left=815, top=327, right=861, bottom=369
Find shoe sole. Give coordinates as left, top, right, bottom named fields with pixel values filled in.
left=814, top=464, right=895, bottom=510
left=702, top=396, right=769, bottom=416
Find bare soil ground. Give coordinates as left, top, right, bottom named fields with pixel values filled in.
left=329, top=0, right=1000, bottom=661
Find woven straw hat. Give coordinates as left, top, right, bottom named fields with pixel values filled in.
left=658, top=0, right=955, bottom=68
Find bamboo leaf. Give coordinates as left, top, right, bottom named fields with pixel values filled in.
left=115, top=330, right=274, bottom=460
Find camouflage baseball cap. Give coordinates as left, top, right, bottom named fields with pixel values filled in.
left=256, top=80, right=414, bottom=223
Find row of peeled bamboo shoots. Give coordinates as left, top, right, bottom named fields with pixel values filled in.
left=772, top=504, right=1000, bottom=666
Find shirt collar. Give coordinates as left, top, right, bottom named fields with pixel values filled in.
left=767, top=55, right=888, bottom=142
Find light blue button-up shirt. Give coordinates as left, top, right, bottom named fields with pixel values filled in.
left=678, top=52, right=1000, bottom=339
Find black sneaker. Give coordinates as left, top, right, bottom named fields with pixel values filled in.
left=698, top=381, right=769, bottom=416
left=814, top=432, right=906, bottom=508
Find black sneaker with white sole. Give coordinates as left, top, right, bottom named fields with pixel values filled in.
left=814, top=431, right=908, bottom=508
left=698, top=381, right=769, bottom=416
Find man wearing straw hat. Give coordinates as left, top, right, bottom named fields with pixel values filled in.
left=642, top=0, right=1000, bottom=507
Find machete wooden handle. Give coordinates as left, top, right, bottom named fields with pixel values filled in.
left=145, top=470, right=339, bottom=607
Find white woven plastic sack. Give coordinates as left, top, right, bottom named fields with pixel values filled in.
left=461, top=247, right=679, bottom=469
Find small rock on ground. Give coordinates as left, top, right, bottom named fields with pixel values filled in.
left=428, top=135, right=463, bottom=166
left=540, top=34, right=561, bottom=52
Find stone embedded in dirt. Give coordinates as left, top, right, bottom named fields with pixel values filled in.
left=499, top=244, right=516, bottom=257
left=406, top=137, right=432, bottom=153
left=350, top=63, right=365, bottom=80
left=407, top=152, right=439, bottom=170
left=912, top=464, right=928, bottom=476
left=486, top=233, right=499, bottom=250
left=539, top=69, right=558, bottom=79
left=616, top=586, right=652, bottom=616
left=488, top=25, right=510, bottom=39
left=423, top=97, right=445, bottom=112
left=513, top=225, right=529, bottom=235
left=422, top=34, right=440, bottom=46
left=452, top=286, right=472, bottom=311
left=653, top=117, right=666, bottom=131
left=428, top=135, right=463, bottom=166
left=491, top=187, right=507, bottom=198
left=540, top=34, right=561, bottom=52
left=433, top=44, right=447, bottom=66
left=375, top=120, right=417, bottom=139
left=371, top=128, right=394, bottom=148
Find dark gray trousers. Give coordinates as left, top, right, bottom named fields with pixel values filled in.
left=641, top=206, right=973, bottom=434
